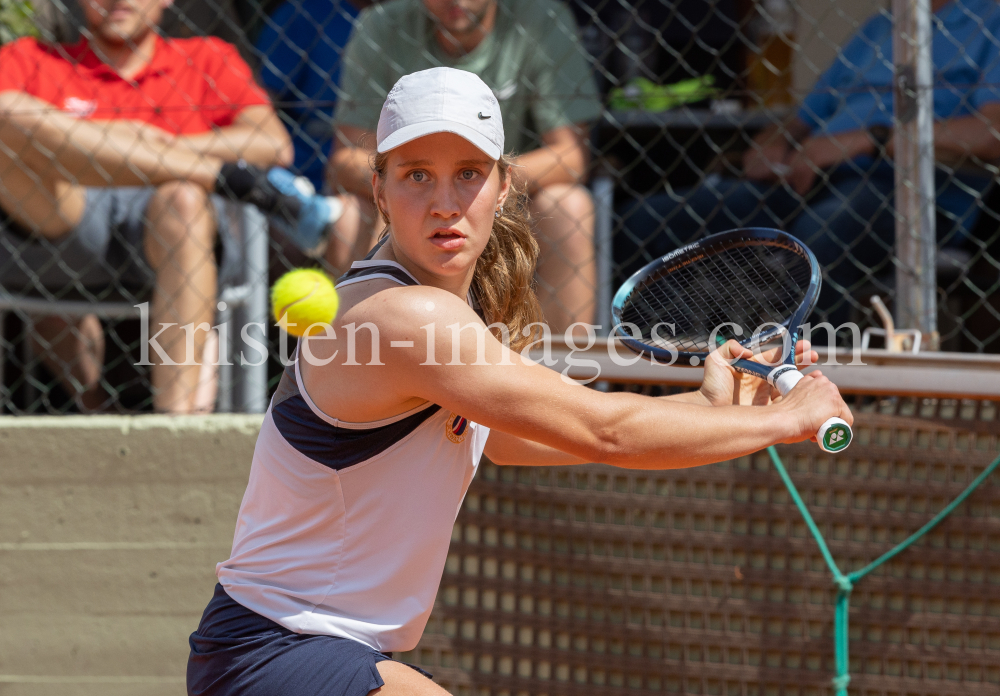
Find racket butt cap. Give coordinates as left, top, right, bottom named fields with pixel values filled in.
left=818, top=417, right=853, bottom=453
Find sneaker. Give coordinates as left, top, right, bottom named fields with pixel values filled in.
left=266, top=168, right=343, bottom=258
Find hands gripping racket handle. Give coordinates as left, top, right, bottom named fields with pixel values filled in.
left=767, top=366, right=853, bottom=453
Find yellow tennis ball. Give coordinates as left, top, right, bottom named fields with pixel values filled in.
left=271, top=268, right=339, bottom=337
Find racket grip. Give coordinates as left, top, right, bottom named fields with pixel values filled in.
left=767, top=366, right=853, bottom=453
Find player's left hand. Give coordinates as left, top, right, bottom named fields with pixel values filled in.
left=699, top=339, right=818, bottom=407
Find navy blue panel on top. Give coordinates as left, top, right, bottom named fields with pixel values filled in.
left=336, top=264, right=418, bottom=288
left=271, top=394, right=441, bottom=470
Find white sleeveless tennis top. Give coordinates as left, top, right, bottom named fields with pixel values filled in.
left=217, top=259, right=489, bottom=652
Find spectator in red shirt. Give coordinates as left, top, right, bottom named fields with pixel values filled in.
left=0, top=0, right=338, bottom=413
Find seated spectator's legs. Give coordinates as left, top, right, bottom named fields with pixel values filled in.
left=144, top=182, right=218, bottom=413
left=935, top=171, right=992, bottom=247
left=615, top=178, right=803, bottom=281
left=788, top=169, right=896, bottom=328
left=531, top=183, right=596, bottom=333
left=31, top=315, right=106, bottom=410
left=617, top=171, right=897, bottom=330
left=0, top=93, right=293, bottom=412
left=10, top=184, right=220, bottom=413
left=796, top=169, right=989, bottom=329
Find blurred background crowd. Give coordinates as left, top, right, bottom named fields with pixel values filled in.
left=1, top=0, right=999, bottom=414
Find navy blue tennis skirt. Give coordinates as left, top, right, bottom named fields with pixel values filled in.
left=187, top=584, right=431, bottom=696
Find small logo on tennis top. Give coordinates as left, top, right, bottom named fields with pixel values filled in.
left=446, top=413, right=470, bottom=443
left=824, top=426, right=850, bottom=451
left=477, top=112, right=491, bottom=119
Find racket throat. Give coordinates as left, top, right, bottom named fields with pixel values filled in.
left=767, top=364, right=802, bottom=396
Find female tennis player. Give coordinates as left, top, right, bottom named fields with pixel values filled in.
left=187, top=68, right=852, bottom=696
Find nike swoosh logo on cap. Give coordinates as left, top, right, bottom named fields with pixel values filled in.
left=477, top=112, right=491, bottom=119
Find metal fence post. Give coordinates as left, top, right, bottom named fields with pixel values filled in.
left=239, top=205, right=270, bottom=413
left=892, top=0, right=938, bottom=349
left=216, top=299, right=233, bottom=414
left=592, top=174, right=615, bottom=337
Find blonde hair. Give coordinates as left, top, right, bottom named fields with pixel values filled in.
left=372, top=152, right=543, bottom=352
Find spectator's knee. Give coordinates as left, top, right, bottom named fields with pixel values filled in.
left=145, top=183, right=216, bottom=268
left=533, top=183, right=594, bottom=233
left=150, top=181, right=211, bottom=222
left=147, top=182, right=215, bottom=243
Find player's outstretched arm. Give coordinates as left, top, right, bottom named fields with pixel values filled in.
left=344, top=287, right=852, bottom=471
left=484, top=339, right=821, bottom=466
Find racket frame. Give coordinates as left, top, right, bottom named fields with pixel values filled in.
left=610, top=227, right=821, bottom=379
left=611, top=228, right=852, bottom=453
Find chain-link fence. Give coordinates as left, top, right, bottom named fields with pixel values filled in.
left=1, top=0, right=999, bottom=414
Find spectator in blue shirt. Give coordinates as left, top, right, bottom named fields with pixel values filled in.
left=255, top=0, right=365, bottom=193
left=617, top=0, right=1000, bottom=328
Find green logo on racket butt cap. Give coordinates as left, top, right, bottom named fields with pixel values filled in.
left=818, top=418, right=852, bottom=453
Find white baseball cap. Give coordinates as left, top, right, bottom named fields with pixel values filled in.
left=376, top=67, right=504, bottom=160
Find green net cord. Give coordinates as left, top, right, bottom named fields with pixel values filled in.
left=766, top=445, right=1000, bottom=696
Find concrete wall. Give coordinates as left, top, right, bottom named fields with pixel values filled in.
left=0, top=415, right=262, bottom=696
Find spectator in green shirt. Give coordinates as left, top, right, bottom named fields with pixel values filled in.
left=329, top=0, right=602, bottom=332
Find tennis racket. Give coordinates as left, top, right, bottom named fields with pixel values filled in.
left=611, top=228, right=852, bottom=453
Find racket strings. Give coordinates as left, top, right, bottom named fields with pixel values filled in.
left=632, top=247, right=761, bottom=336
left=694, top=243, right=810, bottom=334
left=679, top=245, right=806, bottom=344
left=666, top=247, right=782, bottom=346
left=739, top=247, right=809, bottom=319
left=620, top=240, right=811, bottom=352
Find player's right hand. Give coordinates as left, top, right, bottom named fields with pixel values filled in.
left=772, top=371, right=854, bottom=443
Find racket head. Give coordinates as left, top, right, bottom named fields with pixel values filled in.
left=611, top=228, right=821, bottom=367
